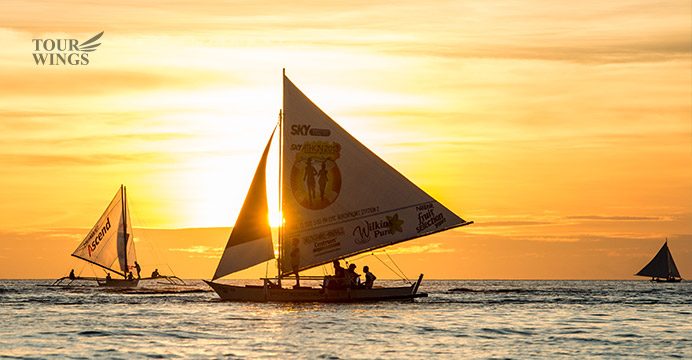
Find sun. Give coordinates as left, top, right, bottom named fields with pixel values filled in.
left=268, top=210, right=283, bottom=228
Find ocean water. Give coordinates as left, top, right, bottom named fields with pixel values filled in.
left=0, top=279, right=690, bottom=359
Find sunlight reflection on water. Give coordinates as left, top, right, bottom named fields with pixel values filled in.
left=0, top=280, right=690, bottom=359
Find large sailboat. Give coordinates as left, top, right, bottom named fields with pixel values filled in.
left=205, top=71, right=473, bottom=302
left=635, top=239, right=682, bottom=283
left=54, top=185, right=183, bottom=287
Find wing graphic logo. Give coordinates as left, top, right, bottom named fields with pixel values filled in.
left=32, top=31, right=104, bottom=65
left=78, top=31, right=104, bottom=52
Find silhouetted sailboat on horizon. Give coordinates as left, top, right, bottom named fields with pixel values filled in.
left=635, top=239, right=682, bottom=283
left=53, top=185, right=184, bottom=287
left=205, top=70, right=473, bottom=302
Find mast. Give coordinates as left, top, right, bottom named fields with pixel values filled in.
left=278, top=68, right=285, bottom=284
left=121, top=184, right=128, bottom=275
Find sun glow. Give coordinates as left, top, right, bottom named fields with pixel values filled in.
left=269, top=210, right=283, bottom=228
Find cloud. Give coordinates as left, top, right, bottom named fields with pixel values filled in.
left=473, top=221, right=557, bottom=227
left=567, top=215, right=666, bottom=221
left=387, top=243, right=455, bottom=254
left=169, top=245, right=222, bottom=258
left=0, top=68, right=225, bottom=97
left=0, top=152, right=173, bottom=167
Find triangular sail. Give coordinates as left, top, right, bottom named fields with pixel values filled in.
left=72, top=186, right=135, bottom=277
left=212, top=127, right=277, bottom=280
left=280, top=75, right=472, bottom=275
left=116, top=187, right=137, bottom=275
left=636, top=241, right=681, bottom=279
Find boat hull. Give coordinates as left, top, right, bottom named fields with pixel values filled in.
left=98, top=278, right=139, bottom=287
left=205, top=276, right=427, bottom=302
left=653, top=278, right=682, bottom=283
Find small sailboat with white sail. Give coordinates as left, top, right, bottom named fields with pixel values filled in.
left=53, top=185, right=183, bottom=287
left=635, top=239, right=682, bottom=283
left=204, top=70, right=473, bottom=302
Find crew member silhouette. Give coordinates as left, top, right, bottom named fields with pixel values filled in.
left=134, top=261, right=141, bottom=279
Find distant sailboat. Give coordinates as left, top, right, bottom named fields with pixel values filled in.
left=205, top=70, right=473, bottom=302
left=635, top=239, right=682, bottom=283
left=54, top=185, right=183, bottom=287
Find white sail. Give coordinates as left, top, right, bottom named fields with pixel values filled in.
left=212, top=127, right=277, bottom=280
left=117, top=189, right=137, bottom=275
left=280, top=75, right=471, bottom=275
left=72, top=186, right=136, bottom=276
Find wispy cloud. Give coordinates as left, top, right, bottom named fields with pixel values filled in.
left=387, top=243, right=455, bottom=255
left=169, top=245, right=222, bottom=258
left=567, top=215, right=666, bottom=221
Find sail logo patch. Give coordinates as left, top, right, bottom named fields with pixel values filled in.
left=352, top=213, right=404, bottom=244
left=32, top=31, right=103, bottom=65
left=86, top=217, right=111, bottom=257
left=416, top=203, right=446, bottom=232
left=290, top=124, right=331, bottom=137
left=290, top=141, right=342, bottom=210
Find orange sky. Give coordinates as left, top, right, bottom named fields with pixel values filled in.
left=0, top=0, right=690, bottom=279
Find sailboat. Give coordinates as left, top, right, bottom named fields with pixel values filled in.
left=204, top=70, right=473, bottom=302
left=635, top=239, right=682, bottom=282
left=54, top=185, right=183, bottom=287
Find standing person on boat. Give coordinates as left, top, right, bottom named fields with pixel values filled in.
left=134, top=261, right=141, bottom=279
left=362, top=266, right=376, bottom=289
left=303, top=158, right=317, bottom=206
left=106, top=273, right=111, bottom=281
left=69, top=269, right=75, bottom=280
left=345, top=264, right=360, bottom=288
left=291, top=238, right=300, bottom=288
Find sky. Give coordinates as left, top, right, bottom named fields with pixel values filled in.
left=0, top=0, right=690, bottom=279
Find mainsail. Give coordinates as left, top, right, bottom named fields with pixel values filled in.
left=212, top=127, right=277, bottom=281
left=636, top=241, right=681, bottom=279
left=210, top=72, right=472, bottom=280
left=71, top=185, right=137, bottom=277
left=280, top=75, right=471, bottom=275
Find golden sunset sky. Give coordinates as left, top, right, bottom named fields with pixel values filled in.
left=0, top=0, right=690, bottom=279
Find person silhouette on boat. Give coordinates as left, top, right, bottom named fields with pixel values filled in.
left=325, top=260, right=346, bottom=289
left=127, top=272, right=134, bottom=280
left=362, top=266, right=376, bottom=289
left=151, top=269, right=160, bottom=278
left=318, top=161, right=328, bottom=201
left=134, top=261, right=141, bottom=279
left=303, top=158, right=317, bottom=206
left=69, top=269, right=75, bottom=280
left=106, top=273, right=112, bottom=281
left=290, top=238, right=301, bottom=288
left=345, top=263, right=360, bottom=288
left=333, top=260, right=345, bottom=278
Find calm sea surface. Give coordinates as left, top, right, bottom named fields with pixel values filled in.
left=1, top=279, right=690, bottom=359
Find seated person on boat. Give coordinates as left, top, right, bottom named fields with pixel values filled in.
left=362, top=266, right=376, bottom=289
left=324, top=260, right=346, bottom=289
left=345, top=264, right=360, bottom=288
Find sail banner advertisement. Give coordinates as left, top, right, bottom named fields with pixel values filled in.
left=212, top=128, right=277, bottom=280
left=72, top=187, right=127, bottom=276
left=280, top=76, right=470, bottom=274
